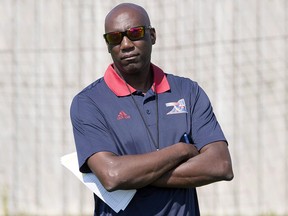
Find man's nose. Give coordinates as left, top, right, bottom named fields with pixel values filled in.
left=120, top=36, right=134, bottom=50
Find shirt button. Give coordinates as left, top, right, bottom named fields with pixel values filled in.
left=146, top=110, right=151, bottom=114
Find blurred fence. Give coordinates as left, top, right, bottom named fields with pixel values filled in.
left=0, top=0, right=287, bottom=215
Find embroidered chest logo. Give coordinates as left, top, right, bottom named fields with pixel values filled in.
left=117, top=111, right=131, bottom=120
left=165, top=98, right=188, bottom=115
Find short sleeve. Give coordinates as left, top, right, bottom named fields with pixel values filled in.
left=190, top=84, right=226, bottom=150
left=70, top=94, right=118, bottom=173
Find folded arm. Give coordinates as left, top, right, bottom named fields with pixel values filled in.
left=87, top=142, right=199, bottom=192
left=151, top=141, right=234, bottom=188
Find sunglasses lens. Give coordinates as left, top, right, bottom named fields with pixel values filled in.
left=105, top=32, right=122, bottom=45
left=104, top=26, right=148, bottom=45
left=127, top=27, right=145, bottom=40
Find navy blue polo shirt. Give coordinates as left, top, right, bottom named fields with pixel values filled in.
left=70, top=63, right=226, bottom=216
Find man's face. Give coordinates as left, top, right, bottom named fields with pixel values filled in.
left=105, top=10, right=156, bottom=76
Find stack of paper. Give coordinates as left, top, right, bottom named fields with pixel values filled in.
left=61, top=152, right=137, bottom=213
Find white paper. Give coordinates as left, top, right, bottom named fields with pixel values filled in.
left=61, top=152, right=137, bottom=213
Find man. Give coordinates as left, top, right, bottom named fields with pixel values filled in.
left=70, top=3, right=233, bottom=216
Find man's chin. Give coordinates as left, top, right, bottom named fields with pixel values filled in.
left=121, top=62, right=141, bottom=74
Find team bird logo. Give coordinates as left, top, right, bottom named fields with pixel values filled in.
left=165, top=99, right=188, bottom=115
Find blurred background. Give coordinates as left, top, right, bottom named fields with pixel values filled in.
left=0, top=0, right=287, bottom=215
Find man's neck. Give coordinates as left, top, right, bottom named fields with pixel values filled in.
left=129, top=73, right=153, bottom=93
left=117, top=66, right=154, bottom=93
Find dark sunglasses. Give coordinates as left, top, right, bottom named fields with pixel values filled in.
left=103, top=26, right=153, bottom=45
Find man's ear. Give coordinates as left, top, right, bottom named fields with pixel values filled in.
left=150, top=28, right=156, bottom=45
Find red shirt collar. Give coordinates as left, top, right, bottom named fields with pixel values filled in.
left=104, top=64, right=170, bottom=96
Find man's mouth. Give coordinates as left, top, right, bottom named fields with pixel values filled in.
left=121, top=54, right=138, bottom=61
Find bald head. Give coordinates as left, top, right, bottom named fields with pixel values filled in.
left=104, top=3, right=151, bottom=33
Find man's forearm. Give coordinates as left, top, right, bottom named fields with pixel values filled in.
left=151, top=141, right=234, bottom=188
left=88, top=142, right=198, bottom=192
